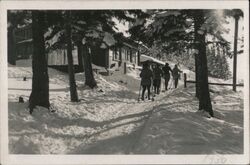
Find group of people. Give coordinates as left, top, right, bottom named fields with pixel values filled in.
left=139, top=62, right=182, bottom=100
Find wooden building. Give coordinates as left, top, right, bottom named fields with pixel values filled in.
left=14, top=25, right=142, bottom=74
left=91, top=38, right=140, bottom=70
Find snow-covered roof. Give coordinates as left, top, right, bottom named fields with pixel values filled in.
left=140, top=54, right=165, bottom=65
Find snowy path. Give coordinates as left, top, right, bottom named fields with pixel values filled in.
left=8, top=63, right=168, bottom=154
left=9, top=86, right=166, bottom=154
left=71, top=100, right=158, bottom=154
left=132, top=86, right=244, bottom=154
left=8, top=61, right=244, bottom=154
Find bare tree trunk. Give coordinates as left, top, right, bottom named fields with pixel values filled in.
left=82, top=45, right=97, bottom=88
left=194, top=10, right=213, bottom=117
left=29, top=11, right=50, bottom=114
left=66, top=11, right=78, bottom=102
left=233, top=16, right=239, bottom=92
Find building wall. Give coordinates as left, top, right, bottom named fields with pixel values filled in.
left=47, top=46, right=78, bottom=66
left=14, top=25, right=141, bottom=71
left=91, top=47, right=108, bottom=68
left=107, top=45, right=138, bottom=69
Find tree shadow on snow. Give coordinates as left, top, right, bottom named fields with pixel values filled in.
left=41, top=116, right=146, bottom=144
left=68, top=128, right=142, bottom=154
left=135, top=94, right=244, bottom=154
left=77, top=90, right=139, bottom=104
left=8, top=100, right=151, bottom=153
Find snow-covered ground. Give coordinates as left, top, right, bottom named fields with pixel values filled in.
left=133, top=85, right=243, bottom=154
left=8, top=59, right=244, bottom=154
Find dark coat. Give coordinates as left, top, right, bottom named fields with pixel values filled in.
left=140, top=68, right=153, bottom=86
left=153, top=67, right=163, bottom=80
left=162, top=65, right=172, bottom=77
left=172, top=67, right=182, bottom=79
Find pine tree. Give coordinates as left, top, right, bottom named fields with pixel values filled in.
left=193, top=10, right=213, bottom=116
left=46, top=10, right=141, bottom=89
left=207, top=45, right=231, bottom=79
left=129, top=9, right=234, bottom=117
left=65, top=11, right=78, bottom=102
left=45, top=11, right=79, bottom=101
left=82, top=44, right=97, bottom=88
left=29, top=10, right=50, bottom=114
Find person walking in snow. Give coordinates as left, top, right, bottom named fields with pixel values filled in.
left=140, top=62, right=153, bottom=100
left=162, top=63, right=172, bottom=90
left=153, top=64, right=163, bottom=94
left=172, top=64, right=182, bottom=88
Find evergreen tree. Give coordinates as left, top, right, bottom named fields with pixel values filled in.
left=46, top=10, right=141, bottom=89
left=29, top=10, right=50, bottom=114
left=65, top=11, right=78, bottom=102
left=193, top=10, right=213, bottom=116
left=130, top=9, right=234, bottom=117
left=207, top=46, right=231, bottom=79
left=45, top=10, right=79, bottom=101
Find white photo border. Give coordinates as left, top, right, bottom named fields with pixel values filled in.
left=0, top=0, right=249, bottom=164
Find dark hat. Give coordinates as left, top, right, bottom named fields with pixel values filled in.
left=165, top=63, right=169, bottom=66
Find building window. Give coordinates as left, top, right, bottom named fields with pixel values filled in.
left=130, top=50, right=133, bottom=63
left=112, top=49, right=115, bottom=60
left=121, top=48, right=125, bottom=61
left=112, top=47, right=119, bottom=60
left=126, top=49, right=130, bottom=61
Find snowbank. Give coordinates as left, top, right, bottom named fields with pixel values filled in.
left=8, top=59, right=244, bottom=154
left=8, top=60, right=154, bottom=154
left=132, top=86, right=243, bottom=154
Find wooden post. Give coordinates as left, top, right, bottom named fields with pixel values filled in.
left=124, top=62, right=127, bottom=74
left=184, top=73, right=187, bottom=88
left=137, top=50, right=141, bottom=66
left=130, top=49, right=133, bottom=62
left=119, top=47, right=122, bottom=62
left=233, top=15, right=239, bottom=92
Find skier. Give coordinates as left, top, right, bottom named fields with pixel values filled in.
left=140, top=62, right=153, bottom=100
left=152, top=64, right=163, bottom=94
left=162, top=63, right=172, bottom=91
left=172, top=64, right=182, bottom=88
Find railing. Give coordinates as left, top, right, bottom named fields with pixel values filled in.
left=183, top=73, right=244, bottom=88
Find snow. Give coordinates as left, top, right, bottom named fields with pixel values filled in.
left=140, top=54, right=165, bottom=65
left=132, top=86, right=243, bottom=154
left=103, top=32, right=116, bottom=46
left=8, top=59, right=244, bottom=155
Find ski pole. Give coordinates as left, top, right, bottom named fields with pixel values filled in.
left=169, top=77, right=173, bottom=89
left=138, top=83, right=142, bottom=102
left=151, top=79, right=154, bottom=94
